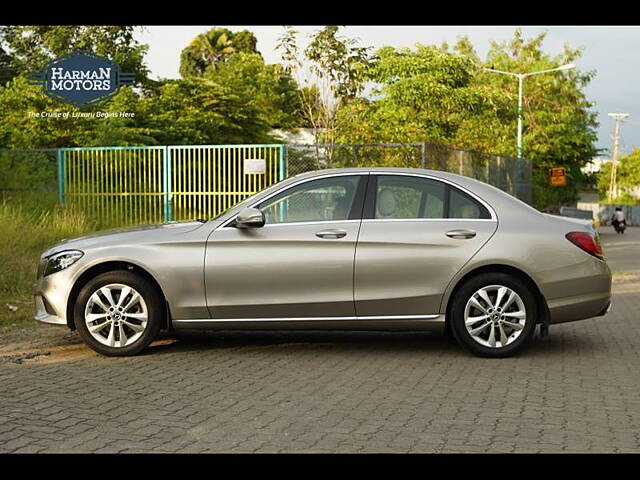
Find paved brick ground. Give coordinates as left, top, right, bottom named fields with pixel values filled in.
left=1, top=235, right=639, bottom=453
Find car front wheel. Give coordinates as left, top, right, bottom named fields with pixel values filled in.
left=74, top=270, right=163, bottom=356
left=450, top=272, right=537, bottom=357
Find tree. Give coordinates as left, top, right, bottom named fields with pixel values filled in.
left=334, top=44, right=514, bottom=150
left=142, top=77, right=273, bottom=145
left=277, top=25, right=372, bottom=165
left=0, top=26, right=149, bottom=84
left=0, top=46, right=17, bottom=86
left=597, top=149, right=640, bottom=204
left=179, top=28, right=259, bottom=77
left=474, top=30, right=599, bottom=210
left=0, top=77, right=157, bottom=148
left=0, top=76, right=274, bottom=148
left=333, top=30, right=599, bottom=211
left=204, top=52, right=301, bottom=129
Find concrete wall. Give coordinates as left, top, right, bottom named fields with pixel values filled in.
left=577, top=202, right=640, bottom=226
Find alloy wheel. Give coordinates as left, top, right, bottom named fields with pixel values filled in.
left=464, top=284, right=527, bottom=348
left=83, top=283, right=148, bottom=348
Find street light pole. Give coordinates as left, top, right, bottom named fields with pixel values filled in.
left=517, top=75, right=523, bottom=158
left=482, top=64, right=575, bottom=158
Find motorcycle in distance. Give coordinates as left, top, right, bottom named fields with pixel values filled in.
left=612, top=207, right=627, bottom=234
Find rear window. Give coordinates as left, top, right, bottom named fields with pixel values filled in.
left=449, top=187, right=491, bottom=219
left=372, top=175, right=491, bottom=220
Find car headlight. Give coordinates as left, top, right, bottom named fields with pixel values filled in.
left=43, top=250, right=84, bottom=276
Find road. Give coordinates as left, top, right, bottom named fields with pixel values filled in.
left=599, top=225, right=640, bottom=272
left=0, top=228, right=639, bottom=453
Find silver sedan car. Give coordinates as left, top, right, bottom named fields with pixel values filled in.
left=34, top=168, right=612, bottom=357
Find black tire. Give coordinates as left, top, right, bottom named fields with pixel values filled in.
left=74, top=270, right=164, bottom=357
left=449, top=272, right=537, bottom=358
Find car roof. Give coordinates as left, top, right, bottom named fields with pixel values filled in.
left=293, top=167, right=490, bottom=193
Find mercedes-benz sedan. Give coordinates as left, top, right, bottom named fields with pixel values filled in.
left=34, top=168, right=612, bottom=357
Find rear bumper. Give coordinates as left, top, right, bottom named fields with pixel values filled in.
left=597, top=300, right=612, bottom=317
left=548, top=292, right=611, bottom=324
left=542, top=255, right=612, bottom=325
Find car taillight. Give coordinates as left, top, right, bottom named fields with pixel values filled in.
left=565, top=231, right=605, bottom=261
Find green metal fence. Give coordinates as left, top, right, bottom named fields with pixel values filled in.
left=62, top=146, right=166, bottom=226
left=60, top=144, right=285, bottom=226
left=168, top=145, right=285, bottom=222
left=2, top=142, right=532, bottom=227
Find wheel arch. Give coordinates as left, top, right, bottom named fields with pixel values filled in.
left=443, top=263, right=550, bottom=331
left=66, top=260, right=170, bottom=331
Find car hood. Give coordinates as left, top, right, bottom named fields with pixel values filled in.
left=43, top=220, right=214, bottom=257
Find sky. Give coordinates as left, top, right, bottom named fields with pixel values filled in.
left=135, top=25, right=640, bottom=157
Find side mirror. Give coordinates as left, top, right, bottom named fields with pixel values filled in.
left=235, top=207, right=265, bottom=229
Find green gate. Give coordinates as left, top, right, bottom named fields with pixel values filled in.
left=60, top=144, right=286, bottom=226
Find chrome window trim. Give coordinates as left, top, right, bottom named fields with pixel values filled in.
left=216, top=170, right=497, bottom=230
left=217, top=172, right=370, bottom=230
left=174, top=314, right=442, bottom=323
left=361, top=218, right=493, bottom=223
left=370, top=172, right=498, bottom=222
left=218, top=219, right=361, bottom=231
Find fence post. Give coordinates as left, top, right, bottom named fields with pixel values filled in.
left=57, top=148, right=65, bottom=205
left=163, top=146, right=173, bottom=222
left=421, top=142, right=427, bottom=169
left=279, top=144, right=287, bottom=181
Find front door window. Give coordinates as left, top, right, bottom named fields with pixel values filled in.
left=258, top=176, right=361, bottom=224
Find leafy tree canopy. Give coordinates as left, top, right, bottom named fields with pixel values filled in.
left=0, top=27, right=278, bottom=148
left=204, top=52, right=301, bottom=129
left=0, top=45, right=17, bottom=86
left=334, top=30, right=599, bottom=210
left=179, top=28, right=259, bottom=77
left=597, top=149, right=640, bottom=204
left=142, top=77, right=273, bottom=145
left=0, top=26, right=149, bottom=85
left=478, top=30, right=599, bottom=209
left=0, top=76, right=273, bottom=148
left=335, top=44, right=514, bottom=148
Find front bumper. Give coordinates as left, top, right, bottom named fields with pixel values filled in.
left=33, top=263, right=78, bottom=327
left=34, top=294, right=65, bottom=325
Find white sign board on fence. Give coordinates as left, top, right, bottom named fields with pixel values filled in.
left=244, top=158, right=266, bottom=174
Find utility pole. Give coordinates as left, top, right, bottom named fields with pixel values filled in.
left=607, top=113, right=629, bottom=201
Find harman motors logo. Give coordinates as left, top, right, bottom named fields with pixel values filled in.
left=28, top=51, right=135, bottom=108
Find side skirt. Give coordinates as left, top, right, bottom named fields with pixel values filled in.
left=172, top=314, right=445, bottom=332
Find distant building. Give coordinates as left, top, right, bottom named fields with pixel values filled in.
left=270, top=128, right=319, bottom=144
left=581, top=156, right=608, bottom=175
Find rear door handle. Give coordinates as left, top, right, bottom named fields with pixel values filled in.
left=316, top=229, right=347, bottom=239
left=445, top=229, right=476, bottom=239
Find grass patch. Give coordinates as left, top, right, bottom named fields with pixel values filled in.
left=0, top=200, right=112, bottom=329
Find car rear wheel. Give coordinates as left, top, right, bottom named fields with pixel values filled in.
left=450, top=272, right=537, bottom=357
left=74, top=270, right=163, bottom=357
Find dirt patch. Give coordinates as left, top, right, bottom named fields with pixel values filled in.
left=0, top=336, right=178, bottom=365
left=0, top=343, right=96, bottom=365
left=0, top=323, right=82, bottom=353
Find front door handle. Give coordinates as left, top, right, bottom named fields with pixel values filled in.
left=316, top=229, right=347, bottom=239
left=446, top=229, right=476, bottom=239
